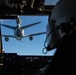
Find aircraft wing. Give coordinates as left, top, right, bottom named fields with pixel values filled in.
left=0, top=24, right=15, bottom=29
left=2, top=34, right=15, bottom=38
left=21, top=21, right=41, bottom=29
left=23, top=32, right=46, bottom=37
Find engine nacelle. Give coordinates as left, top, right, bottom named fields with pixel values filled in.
left=5, top=37, right=9, bottom=42
left=29, top=36, right=33, bottom=41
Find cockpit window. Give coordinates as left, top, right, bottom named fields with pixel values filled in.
left=2, top=16, right=56, bottom=56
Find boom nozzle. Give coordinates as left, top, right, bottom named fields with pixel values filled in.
left=16, top=16, right=22, bottom=25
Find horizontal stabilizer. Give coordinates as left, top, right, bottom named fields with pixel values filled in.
left=0, top=24, right=15, bottom=29
left=21, top=21, right=41, bottom=29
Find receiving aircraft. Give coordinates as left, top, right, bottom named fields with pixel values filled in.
left=0, top=16, right=46, bottom=42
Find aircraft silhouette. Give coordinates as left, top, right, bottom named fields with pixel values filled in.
left=1, top=16, right=46, bottom=42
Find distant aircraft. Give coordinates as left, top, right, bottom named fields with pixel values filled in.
left=0, top=16, right=46, bottom=42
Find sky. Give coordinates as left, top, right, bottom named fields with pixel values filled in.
left=1, top=0, right=59, bottom=56
left=44, top=0, right=59, bottom=5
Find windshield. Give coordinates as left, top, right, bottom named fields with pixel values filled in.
left=1, top=16, right=56, bottom=56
